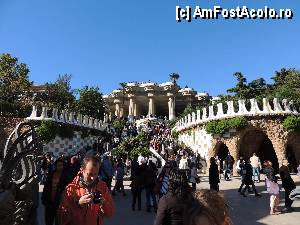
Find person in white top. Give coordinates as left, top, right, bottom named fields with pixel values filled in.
left=250, top=153, right=261, bottom=182
left=179, top=155, right=189, bottom=170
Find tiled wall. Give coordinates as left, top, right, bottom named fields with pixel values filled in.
left=43, top=131, right=98, bottom=158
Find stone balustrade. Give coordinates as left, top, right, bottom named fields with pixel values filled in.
left=26, top=105, right=107, bottom=130
left=176, top=98, right=299, bottom=132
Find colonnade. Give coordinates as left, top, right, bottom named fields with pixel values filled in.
left=113, top=93, right=175, bottom=120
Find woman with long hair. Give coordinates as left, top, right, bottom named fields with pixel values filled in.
left=154, top=169, right=191, bottom=225
left=42, top=158, right=68, bottom=225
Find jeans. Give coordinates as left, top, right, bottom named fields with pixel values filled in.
left=253, top=167, right=260, bottom=182
left=131, top=188, right=142, bottom=210
left=145, top=187, right=157, bottom=210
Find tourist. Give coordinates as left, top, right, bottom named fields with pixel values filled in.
left=144, top=162, right=158, bottom=212
left=267, top=176, right=280, bottom=215
left=112, top=158, right=126, bottom=196
left=238, top=158, right=261, bottom=197
left=279, top=159, right=296, bottom=212
left=101, top=155, right=114, bottom=192
left=263, top=160, right=275, bottom=191
left=57, top=155, right=114, bottom=225
left=225, top=153, right=234, bottom=174
left=189, top=162, right=199, bottom=190
left=154, top=169, right=191, bottom=225
left=158, top=162, right=173, bottom=197
left=130, top=162, right=143, bottom=211
left=184, top=189, right=232, bottom=225
left=209, top=157, right=220, bottom=192
left=297, top=164, right=300, bottom=177
left=42, top=159, right=68, bottom=225
left=250, top=153, right=261, bottom=182
left=235, top=156, right=243, bottom=176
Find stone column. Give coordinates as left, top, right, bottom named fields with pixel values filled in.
left=134, top=102, right=138, bottom=117
left=148, top=93, right=155, bottom=116
left=167, top=93, right=175, bottom=120
left=128, top=95, right=135, bottom=117
left=114, top=99, right=121, bottom=118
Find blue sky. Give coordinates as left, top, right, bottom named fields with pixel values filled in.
left=0, top=0, right=299, bottom=96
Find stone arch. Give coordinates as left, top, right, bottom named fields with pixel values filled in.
left=239, top=128, right=279, bottom=171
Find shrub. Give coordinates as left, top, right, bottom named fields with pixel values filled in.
left=58, top=124, right=74, bottom=139
left=205, top=117, right=248, bottom=135
left=283, top=115, right=300, bottom=131
left=37, top=120, right=59, bottom=143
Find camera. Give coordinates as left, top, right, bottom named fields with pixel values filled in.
left=91, top=190, right=103, bottom=204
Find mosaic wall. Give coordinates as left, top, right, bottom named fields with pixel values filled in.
left=43, top=131, right=98, bottom=158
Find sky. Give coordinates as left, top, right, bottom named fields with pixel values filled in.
left=0, top=0, right=299, bottom=96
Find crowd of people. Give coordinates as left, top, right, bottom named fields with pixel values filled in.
left=39, top=116, right=300, bottom=225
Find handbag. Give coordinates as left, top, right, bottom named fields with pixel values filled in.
left=195, top=177, right=200, bottom=184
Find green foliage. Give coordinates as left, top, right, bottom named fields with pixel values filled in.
left=113, top=120, right=125, bottom=131
left=171, top=129, right=179, bottom=139
left=205, top=117, right=248, bottom=135
left=35, top=74, right=75, bottom=109
left=283, top=115, right=300, bottom=132
left=112, top=132, right=151, bottom=159
left=75, top=86, right=105, bottom=120
left=37, top=120, right=106, bottom=143
left=58, top=124, right=75, bottom=139
left=37, top=121, right=59, bottom=143
left=169, top=72, right=180, bottom=84
left=0, top=53, right=32, bottom=116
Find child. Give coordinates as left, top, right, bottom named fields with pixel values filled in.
left=268, top=176, right=280, bottom=215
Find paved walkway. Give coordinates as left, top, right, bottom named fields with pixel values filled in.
left=38, top=175, right=300, bottom=225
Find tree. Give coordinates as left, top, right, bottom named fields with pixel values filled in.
left=75, top=86, right=105, bottom=120
left=0, top=53, right=32, bottom=102
left=119, top=82, right=127, bottom=105
left=227, top=72, right=250, bottom=99
left=169, top=72, right=180, bottom=84
left=270, top=68, right=300, bottom=107
left=0, top=53, right=32, bottom=116
left=35, top=74, right=75, bottom=109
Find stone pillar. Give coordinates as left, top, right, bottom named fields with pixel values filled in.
left=114, top=99, right=121, bottom=118
left=128, top=95, right=135, bottom=117
left=167, top=93, right=175, bottom=120
left=120, top=107, right=124, bottom=118
left=148, top=93, right=155, bottom=116
left=134, top=102, right=138, bottom=117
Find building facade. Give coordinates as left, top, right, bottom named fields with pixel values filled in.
left=104, top=82, right=210, bottom=120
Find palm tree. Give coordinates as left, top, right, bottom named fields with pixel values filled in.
left=119, top=82, right=127, bottom=105
left=169, top=72, right=180, bottom=85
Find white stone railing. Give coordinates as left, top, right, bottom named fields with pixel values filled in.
left=26, top=105, right=108, bottom=130
left=176, top=98, right=299, bottom=132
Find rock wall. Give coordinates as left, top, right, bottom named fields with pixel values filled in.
left=178, top=116, right=300, bottom=173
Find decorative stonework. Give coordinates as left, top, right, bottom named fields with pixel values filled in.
left=177, top=98, right=300, bottom=174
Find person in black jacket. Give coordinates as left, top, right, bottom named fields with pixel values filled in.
left=279, top=159, right=296, bottom=212
left=154, top=169, right=191, bottom=225
left=42, top=159, right=68, bottom=225
left=239, top=159, right=261, bottom=197
left=209, top=157, right=220, bottom=192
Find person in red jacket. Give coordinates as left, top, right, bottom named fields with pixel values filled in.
left=58, top=155, right=114, bottom=225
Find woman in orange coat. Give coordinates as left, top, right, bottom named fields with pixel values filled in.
left=57, top=156, right=114, bottom=225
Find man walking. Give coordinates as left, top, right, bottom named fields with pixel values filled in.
left=250, top=153, right=261, bottom=182
left=279, top=159, right=296, bottom=212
